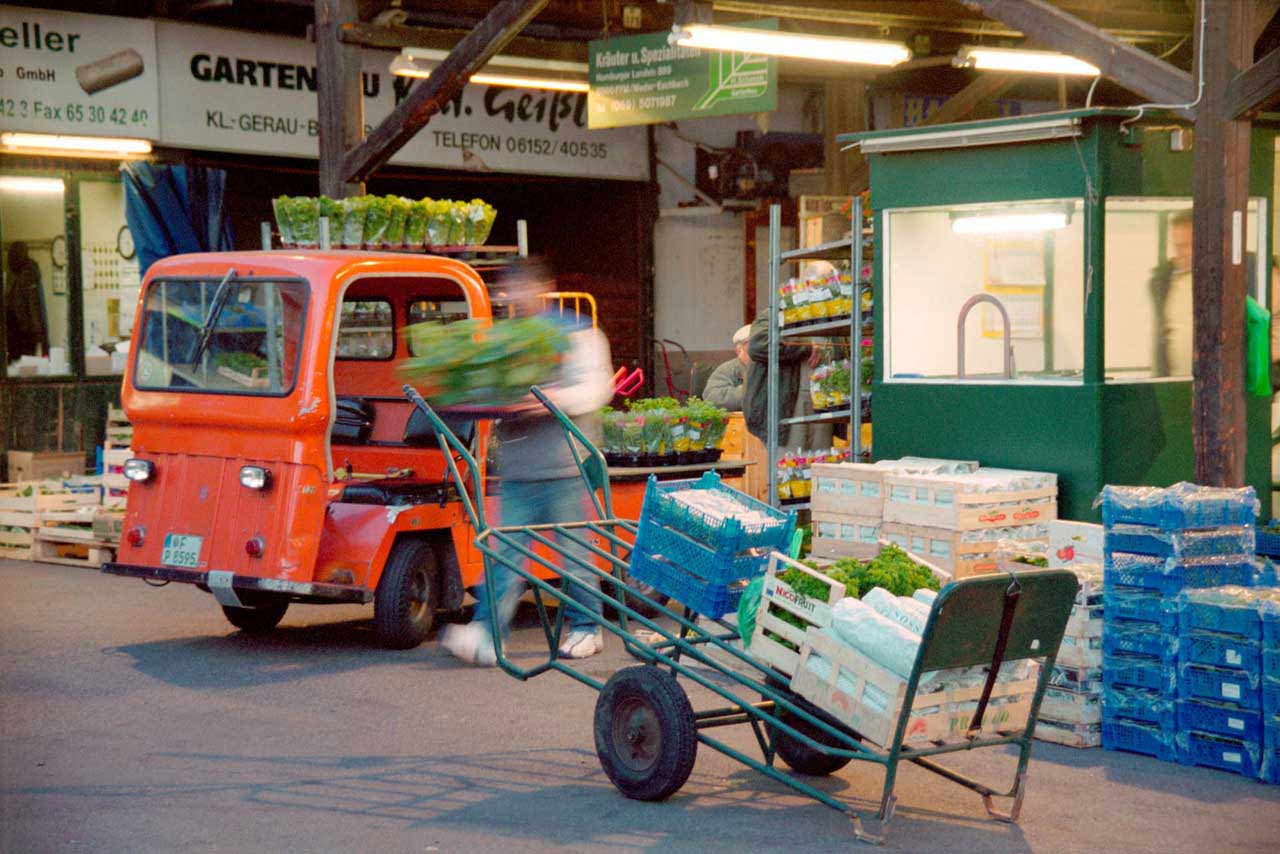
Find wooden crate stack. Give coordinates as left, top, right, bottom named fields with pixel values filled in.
left=808, top=457, right=978, bottom=560
left=880, top=468, right=1058, bottom=579
left=33, top=479, right=112, bottom=567
left=102, top=406, right=132, bottom=504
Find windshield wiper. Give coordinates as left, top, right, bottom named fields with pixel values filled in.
left=190, top=267, right=237, bottom=370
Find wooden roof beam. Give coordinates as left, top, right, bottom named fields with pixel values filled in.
left=339, top=20, right=586, bottom=62
left=341, top=0, right=549, bottom=184
left=1225, top=45, right=1280, bottom=119
left=960, top=0, right=1196, bottom=115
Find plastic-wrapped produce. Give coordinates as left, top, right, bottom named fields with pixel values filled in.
left=271, top=196, right=294, bottom=246
left=1097, top=481, right=1259, bottom=529
left=863, top=587, right=927, bottom=635
left=913, top=588, right=938, bottom=606
left=1105, top=524, right=1256, bottom=559
left=664, top=487, right=776, bottom=527
left=829, top=595, right=922, bottom=679
left=1177, top=585, right=1280, bottom=639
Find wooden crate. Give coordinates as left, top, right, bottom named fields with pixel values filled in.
left=1040, top=686, right=1102, bottom=725
left=1034, top=719, right=1101, bottom=748
left=93, top=511, right=125, bottom=544
left=103, top=446, right=132, bottom=470
left=749, top=553, right=846, bottom=678
left=0, top=527, right=34, bottom=560
left=39, top=506, right=100, bottom=542
left=7, top=451, right=86, bottom=482
left=32, top=531, right=115, bottom=568
left=811, top=463, right=890, bottom=517
left=812, top=511, right=881, bottom=560
left=882, top=471, right=1057, bottom=531
left=0, top=483, right=97, bottom=529
left=880, top=521, right=1049, bottom=580
left=791, top=627, right=1037, bottom=748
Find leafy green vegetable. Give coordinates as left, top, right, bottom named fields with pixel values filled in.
left=781, top=544, right=940, bottom=600
left=287, top=197, right=319, bottom=246
left=1011, top=554, right=1049, bottom=567
left=272, top=196, right=294, bottom=245
left=383, top=196, right=408, bottom=247
left=404, top=200, right=430, bottom=247
left=341, top=197, right=369, bottom=247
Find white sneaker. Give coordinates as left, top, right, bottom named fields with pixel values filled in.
left=441, top=623, right=497, bottom=667
left=558, top=626, right=604, bottom=659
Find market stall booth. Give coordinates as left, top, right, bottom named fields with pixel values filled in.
left=841, top=109, right=1277, bottom=521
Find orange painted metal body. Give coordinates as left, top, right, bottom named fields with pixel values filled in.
left=116, top=250, right=528, bottom=602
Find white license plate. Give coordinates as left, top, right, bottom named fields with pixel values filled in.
left=161, top=534, right=204, bottom=568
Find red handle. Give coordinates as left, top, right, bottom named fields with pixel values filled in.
left=614, top=366, right=644, bottom=396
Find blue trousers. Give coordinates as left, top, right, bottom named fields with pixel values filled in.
left=471, top=477, right=603, bottom=633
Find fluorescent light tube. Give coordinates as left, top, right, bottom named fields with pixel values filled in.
left=0, top=176, right=65, bottom=193
left=671, top=24, right=910, bottom=66
left=391, top=49, right=589, bottom=92
left=951, top=211, right=1070, bottom=235
left=955, top=46, right=1099, bottom=76
left=0, top=132, right=152, bottom=157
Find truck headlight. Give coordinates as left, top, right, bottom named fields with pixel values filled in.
left=123, top=458, right=154, bottom=482
left=239, top=466, right=271, bottom=490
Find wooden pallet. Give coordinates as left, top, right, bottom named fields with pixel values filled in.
left=32, top=533, right=115, bottom=568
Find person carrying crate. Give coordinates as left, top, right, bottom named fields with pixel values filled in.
left=442, top=258, right=616, bottom=665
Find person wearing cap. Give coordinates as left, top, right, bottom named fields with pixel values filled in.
left=702, top=324, right=752, bottom=411
left=441, top=257, right=615, bottom=666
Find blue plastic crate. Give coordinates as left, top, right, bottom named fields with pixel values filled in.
left=1266, top=677, right=1280, bottom=714
left=1178, top=595, right=1264, bottom=640
left=1266, top=648, right=1280, bottom=679
left=1103, top=686, right=1177, bottom=729
left=1103, top=552, right=1258, bottom=596
left=639, top=471, right=796, bottom=553
left=1256, top=526, right=1280, bottom=558
left=1103, top=653, right=1178, bottom=695
left=1104, top=589, right=1176, bottom=628
left=1102, top=621, right=1179, bottom=661
left=1099, top=483, right=1257, bottom=531
left=1265, top=610, right=1279, bottom=648
left=627, top=550, right=746, bottom=620
left=1180, top=664, right=1261, bottom=709
left=1179, top=631, right=1262, bottom=674
left=1101, top=718, right=1178, bottom=761
left=1177, top=731, right=1262, bottom=778
left=1106, top=525, right=1256, bottom=559
left=1177, top=700, right=1265, bottom=742
left=1264, top=719, right=1280, bottom=784
left=632, top=515, right=769, bottom=585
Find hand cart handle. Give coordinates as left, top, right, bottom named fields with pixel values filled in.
left=402, top=384, right=488, bottom=532
left=529, top=385, right=615, bottom=520
left=614, top=366, right=644, bottom=397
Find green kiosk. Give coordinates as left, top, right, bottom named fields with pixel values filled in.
left=841, top=109, right=1276, bottom=521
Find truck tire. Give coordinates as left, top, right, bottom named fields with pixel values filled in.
left=594, top=666, right=697, bottom=801
left=222, top=600, right=288, bottom=633
left=374, top=538, right=440, bottom=649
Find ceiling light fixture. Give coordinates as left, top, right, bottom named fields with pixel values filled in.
left=0, top=176, right=66, bottom=194
left=0, top=132, right=152, bottom=158
left=670, top=24, right=910, bottom=66
left=954, top=46, right=1100, bottom=77
left=950, top=207, right=1072, bottom=235
left=390, top=48, right=590, bottom=93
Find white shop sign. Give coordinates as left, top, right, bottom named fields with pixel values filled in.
left=0, top=5, right=160, bottom=138
left=154, top=21, right=648, bottom=181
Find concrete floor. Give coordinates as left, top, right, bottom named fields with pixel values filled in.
left=1, top=558, right=1278, bottom=853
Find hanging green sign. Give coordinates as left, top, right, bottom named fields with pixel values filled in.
left=587, top=22, right=778, bottom=130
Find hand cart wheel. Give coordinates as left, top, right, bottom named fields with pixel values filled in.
left=763, top=682, right=857, bottom=776
left=593, top=665, right=698, bottom=801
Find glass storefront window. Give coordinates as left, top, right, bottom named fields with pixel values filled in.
left=1104, top=197, right=1267, bottom=381
left=2, top=175, right=69, bottom=376
left=133, top=278, right=308, bottom=396
left=79, top=178, right=141, bottom=375
left=884, top=198, right=1085, bottom=383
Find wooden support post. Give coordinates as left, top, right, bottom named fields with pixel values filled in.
left=343, top=0, right=548, bottom=184
left=1193, top=0, right=1254, bottom=486
left=962, top=0, right=1195, bottom=111
left=823, top=80, right=865, bottom=196
left=316, top=0, right=365, bottom=198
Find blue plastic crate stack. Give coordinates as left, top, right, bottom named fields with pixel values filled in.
left=1099, top=483, right=1263, bottom=764
left=1174, top=586, right=1280, bottom=782
left=628, top=471, right=797, bottom=620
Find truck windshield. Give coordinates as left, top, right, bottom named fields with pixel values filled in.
left=133, top=278, right=308, bottom=396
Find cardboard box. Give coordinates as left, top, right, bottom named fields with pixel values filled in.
left=1034, top=719, right=1101, bottom=748
left=7, top=451, right=86, bottom=482
left=1049, top=520, right=1104, bottom=570
left=812, top=512, right=881, bottom=556
left=811, top=458, right=981, bottom=519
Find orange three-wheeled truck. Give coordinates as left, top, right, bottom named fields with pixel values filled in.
left=103, top=250, right=558, bottom=648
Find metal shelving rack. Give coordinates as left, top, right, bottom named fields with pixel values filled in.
left=766, top=199, right=869, bottom=509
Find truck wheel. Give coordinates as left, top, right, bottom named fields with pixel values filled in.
left=222, top=601, right=288, bottom=633
left=374, top=538, right=440, bottom=649
left=765, top=698, right=855, bottom=776
left=594, top=666, right=697, bottom=801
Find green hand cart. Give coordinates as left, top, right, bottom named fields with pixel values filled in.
left=405, top=384, right=1078, bottom=844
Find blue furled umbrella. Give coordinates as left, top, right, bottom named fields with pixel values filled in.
left=121, top=163, right=234, bottom=275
